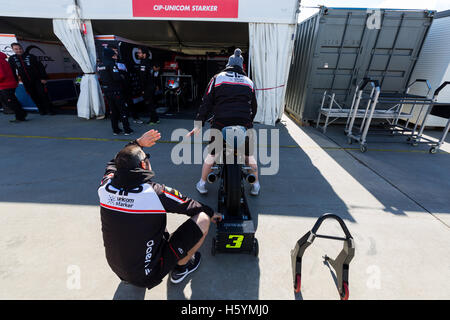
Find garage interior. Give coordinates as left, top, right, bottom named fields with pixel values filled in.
left=0, top=16, right=250, bottom=117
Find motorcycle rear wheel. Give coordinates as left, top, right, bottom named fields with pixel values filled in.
left=225, top=164, right=242, bottom=216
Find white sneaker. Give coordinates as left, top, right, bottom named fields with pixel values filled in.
left=250, top=182, right=260, bottom=196
left=196, top=180, right=208, bottom=194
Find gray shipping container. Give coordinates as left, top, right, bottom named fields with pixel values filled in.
left=285, top=7, right=435, bottom=124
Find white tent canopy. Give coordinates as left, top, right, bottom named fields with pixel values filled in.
left=0, top=0, right=300, bottom=125
left=249, top=23, right=296, bottom=125
left=0, top=0, right=299, bottom=23
left=53, top=19, right=105, bottom=119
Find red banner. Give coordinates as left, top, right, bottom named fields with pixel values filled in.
left=132, top=0, right=239, bottom=18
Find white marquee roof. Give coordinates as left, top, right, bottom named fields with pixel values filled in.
left=0, top=0, right=300, bottom=24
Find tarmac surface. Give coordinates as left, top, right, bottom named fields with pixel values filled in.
left=0, top=111, right=449, bottom=300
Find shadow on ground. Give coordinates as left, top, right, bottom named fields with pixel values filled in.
left=307, top=122, right=450, bottom=217
left=0, top=114, right=355, bottom=224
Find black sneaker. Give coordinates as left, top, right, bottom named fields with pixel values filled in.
left=124, top=129, right=134, bottom=136
left=113, top=129, right=123, bottom=136
left=9, top=118, right=27, bottom=123
left=170, top=252, right=201, bottom=284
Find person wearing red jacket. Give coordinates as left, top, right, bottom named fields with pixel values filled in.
left=0, top=52, right=27, bottom=122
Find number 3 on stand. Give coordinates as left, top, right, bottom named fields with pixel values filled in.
left=226, top=235, right=244, bottom=249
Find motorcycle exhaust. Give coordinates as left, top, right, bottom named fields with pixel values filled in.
left=246, top=174, right=256, bottom=185
left=207, top=172, right=217, bottom=184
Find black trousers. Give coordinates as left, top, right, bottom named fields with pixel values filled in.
left=104, top=92, right=131, bottom=133
left=126, top=96, right=141, bottom=120
left=0, top=88, right=27, bottom=120
left=23, top=80, right=54, bottom=115
left=122, top=86, right=140, bottom=120
left=143, top=89, right=159, bottom=123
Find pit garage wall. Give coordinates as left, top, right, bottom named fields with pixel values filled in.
left=0, top=34, right=17, bottom=56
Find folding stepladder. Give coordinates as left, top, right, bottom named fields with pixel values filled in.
left=291, top=213, right=355, bottom=300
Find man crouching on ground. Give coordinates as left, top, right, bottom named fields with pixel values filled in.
left=98, top=129, right=222, bottom=288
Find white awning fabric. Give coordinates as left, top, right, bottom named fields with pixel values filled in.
left=249, top=23, right=296, bottom=125
left=0, top=0, right=299, bottom=24
left=53, top=19, right=105, bottom=119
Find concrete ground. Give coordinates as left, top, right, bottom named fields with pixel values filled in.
left=0, top=111, right=449, bottom=300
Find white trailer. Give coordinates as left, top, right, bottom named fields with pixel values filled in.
left=406, top=10, right=450, bottom=127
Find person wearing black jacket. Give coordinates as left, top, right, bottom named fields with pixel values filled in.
left=110, top=45, right=144, bottom=124
left=8, top=43, right=55, bottom=115
left=98, top=129, right=222, bottom=288
left=187, top=48, right=260, bottom=196
left=137, top=47, right=160, bottom=125
left=97, top=48, right=133, bottom=135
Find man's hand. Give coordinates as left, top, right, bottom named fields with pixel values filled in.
left=41, top=79, right=47, bottom=85
left=211, top=213, right=223, bottom=224
left=186, top=127, right=201, bottom=137
left=137, top=129, right=161, bottom=148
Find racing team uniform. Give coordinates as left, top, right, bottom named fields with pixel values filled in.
left=195, top=65, right=258, bottom=156
left=138, top=58, right=159, bottom=123
left=98, top=140, right=214, bottom=288
left=115, top=61, right=134, bottom=117
left=97, top=57, right=132, bottom=134
left=8, top=52, right=54, bottom=115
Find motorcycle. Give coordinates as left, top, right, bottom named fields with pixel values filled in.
left=164, top=75, right=182, bottom=113
left=207, top=125, right=259, bottom=256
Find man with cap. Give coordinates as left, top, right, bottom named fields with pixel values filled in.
left=97, top=47, right=133, bottom=135
left=98, top=129, right=222, bottom=288
left=187, top=48, right=260, bottom=196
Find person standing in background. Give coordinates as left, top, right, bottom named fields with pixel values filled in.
left=97, top=47, right=133, bottom=136
left=149, top=61, right=162, bottom=123
left=137, top=47, right=160, bottom=125
left=110, top=45, right=144, bottom=125
left=8, top=43, right=55, bottom=115
left=0, top=52, right=27, bottom=122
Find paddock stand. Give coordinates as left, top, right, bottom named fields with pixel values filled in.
left=211, top=165, right=258, bottom=257
left=291, top=213, right=355, bottom=300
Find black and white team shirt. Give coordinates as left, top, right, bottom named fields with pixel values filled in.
left=98, top=140, right=214, bottom=286
left=195, top=65, right=258, bottom=128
